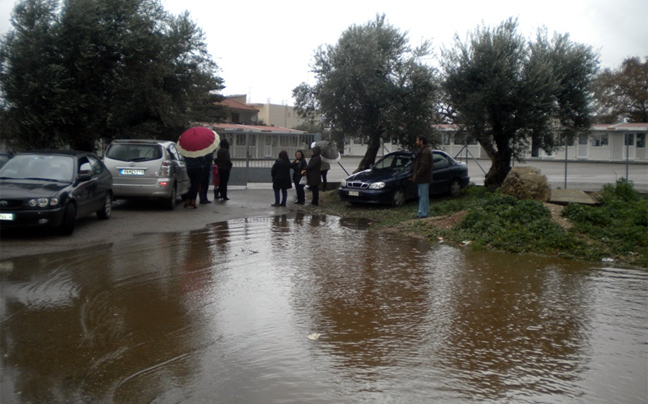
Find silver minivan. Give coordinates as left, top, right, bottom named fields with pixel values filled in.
left=103, top=139, right=190, bottom=209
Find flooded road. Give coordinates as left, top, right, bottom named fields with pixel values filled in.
left=1, top=213, right=646, bottom=403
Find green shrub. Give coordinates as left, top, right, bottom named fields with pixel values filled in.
left=562, top=180, right=647, bottom=266
left=456, top=193, right=574, bottom=255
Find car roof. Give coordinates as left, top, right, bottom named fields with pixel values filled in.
left=385, top=149, right=450, bottom=156
left=108, top=139, right=174, bottom=146
left=17, top=150, right=96, bottom=157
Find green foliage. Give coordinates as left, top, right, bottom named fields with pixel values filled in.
left=441, top=18, right=598, bottom=190
left=293, top=14, right=440, bottom=171
left=563, top=180, right=648, bottom=263
left=0, top=0, right=224, bottom=151
left=593, top=56, right=648, bottom=123
left=455, top=193, right=576, bottom=254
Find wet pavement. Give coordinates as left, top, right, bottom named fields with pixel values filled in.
left=1, top=214, right=647, bottom=403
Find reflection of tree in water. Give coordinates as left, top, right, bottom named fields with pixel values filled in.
left=437, top=251, right=593, bottom=400
left=289, top=224, right=434, bottom=372
left=0, top=232, right=217, bottom=403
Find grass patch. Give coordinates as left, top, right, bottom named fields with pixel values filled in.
left=313, top=180, right=647, bottom=269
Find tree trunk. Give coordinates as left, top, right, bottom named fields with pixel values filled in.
left=484, top=151, right=512, bottom=191
left=356, top=144, right=380, bottom=173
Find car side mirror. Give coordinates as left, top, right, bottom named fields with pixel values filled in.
left=78, top=171, right=92, bottom=181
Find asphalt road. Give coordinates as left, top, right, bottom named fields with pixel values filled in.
left=1, top=157, right=645, bottom=260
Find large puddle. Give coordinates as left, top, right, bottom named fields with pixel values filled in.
left=1, top=213, right=646, bottom=403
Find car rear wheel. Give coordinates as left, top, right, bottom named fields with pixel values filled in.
left=391, top=188, right=406, bottom=207
left=449, top=179, right=462, bottom=197
left=164, top=185, right=177, bottom=210
left=97, top=192, right=112, bottom=220
left=59, top=203, right=76, bottom=236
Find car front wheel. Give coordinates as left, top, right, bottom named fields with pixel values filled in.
left=59, top=203, right=76, bottom=236
left=391, top=188, right=406, bottom=207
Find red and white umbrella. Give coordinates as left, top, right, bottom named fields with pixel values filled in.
left=177, top=126, right=220, bottom=158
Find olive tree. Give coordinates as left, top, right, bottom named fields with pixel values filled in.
left=593, top=56, right=648, bottom=123
left=0, top=0, right=225, bottom=151
left=293, top=14, right=439, bottom=171
left=441, top=19, right=598, bottom=190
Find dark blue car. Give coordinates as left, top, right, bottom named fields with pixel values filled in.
left=338, top=150, right=470, bottom=206
left=0, top=150, right=113, bottom=235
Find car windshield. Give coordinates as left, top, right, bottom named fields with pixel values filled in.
left=0, top=155, right=74, bottom=182
left=374, top=154, right=412, bottom=169
left=106, top=144, right=162, bottom=162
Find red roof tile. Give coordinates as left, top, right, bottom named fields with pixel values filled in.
left=217, top=99, right=259, bottom=112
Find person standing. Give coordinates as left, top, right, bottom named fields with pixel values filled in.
left=411, top=136, right=433, bottom=218
left=292, top=150, right=307, bottom=205
left=215, top=138, right=232, bottom=201
left=183, top=155, right=204, bottom=209
left=271, top=150, right=292, bottom=207
left=198, top=152, right=213, bottom=204
left=303, top=145, right=322, bottom=206
left=320, top=160, right=330, bottom=192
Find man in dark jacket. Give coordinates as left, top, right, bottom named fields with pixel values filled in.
left=304, top=145, right=322, bottom=206
left=412, top=136, right=433, bottom=218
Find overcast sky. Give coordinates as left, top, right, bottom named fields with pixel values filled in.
left=1, top=0, right=646, bottom=105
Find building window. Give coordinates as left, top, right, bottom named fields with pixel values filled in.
left=235, top=134, right=246, bottom=146
left=624, top=133, right=635, bottom=146
left=556, top=133, right=576, bottom=146
left=591, top=133, right=609, bottom=147
left=453, top=133, right=478, bottom=145
left=637, top=133, right=646, bottom=148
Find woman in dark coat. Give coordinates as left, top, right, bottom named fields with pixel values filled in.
left=271, top=150, right=292, bottom=207
left=198, top=152, right=213, bottom=204
left=215, top=139, right=233, bottom=201
left=304, top=145, right=322, bottom=206
left=183, top=155, right=204, bottom=208
left=291, top=150, right=307, bottom=205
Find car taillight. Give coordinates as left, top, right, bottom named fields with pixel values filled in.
left=160, top=160, right=171, bottom=176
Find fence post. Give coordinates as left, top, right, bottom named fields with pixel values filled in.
left=245, top=132, right=250, bottom=187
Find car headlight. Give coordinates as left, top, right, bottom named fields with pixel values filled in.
left=340, top=179, right=347, bottom=187
left=28, top=198, right=59, bottom=207
left=369, top=182, right=386, bottom=189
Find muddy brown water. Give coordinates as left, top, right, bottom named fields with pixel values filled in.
left=1, top=213, right=646, bottom=403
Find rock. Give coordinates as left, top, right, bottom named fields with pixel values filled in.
left=500, top=166, right=551, bottom=202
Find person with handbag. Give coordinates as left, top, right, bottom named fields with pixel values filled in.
left=292, top=150, right=307, bottom=205
left=303, top=145, right=322, bottom=206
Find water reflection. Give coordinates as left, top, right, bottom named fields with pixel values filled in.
left=0, top=215, right=646, bottom=404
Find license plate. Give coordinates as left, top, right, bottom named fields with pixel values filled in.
left=120, top=169, right=145, bottom=176
left=348, top=191, right=360, bottom=197
left=0, top=213, right=15, bottom=221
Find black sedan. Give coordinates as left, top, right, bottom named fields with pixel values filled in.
left=0, top=150, right=113, bottom=235
left=338, top=150, right=470, bottom=206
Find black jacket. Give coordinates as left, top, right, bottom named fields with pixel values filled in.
left=305, top=146, right=322, bottom=187
left=271, top=158, right=293, bottom=190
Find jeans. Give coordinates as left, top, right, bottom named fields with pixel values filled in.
left=417, top=183, right=430, bottom=218
left=274, top=188, right=287, bottom=205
